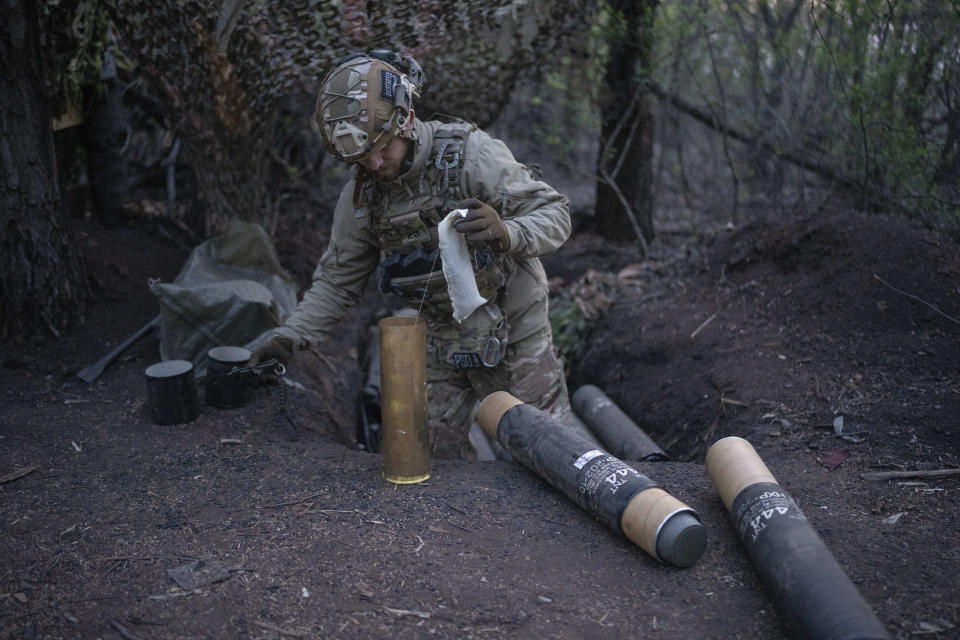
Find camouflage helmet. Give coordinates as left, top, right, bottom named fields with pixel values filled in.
left=316, top=50, right=425, bottom=162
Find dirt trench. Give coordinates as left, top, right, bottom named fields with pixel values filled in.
left=1, top=207, right=959, bottom=639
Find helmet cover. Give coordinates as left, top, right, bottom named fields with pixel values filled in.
left=316, top=52, right=423, bottom=162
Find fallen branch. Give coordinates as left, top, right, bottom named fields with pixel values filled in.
left=103, top=559, right=126, bottom=578
left=146, top=490, right=174, bottom=503
left=0, top=465, right=37, bottom=484
left=254, top=620, right=310, bottom=637
left=147, top=590, right=197, bottom=600
left=690, top=313, right=717, bottom=339
left=873, top=274, right=960, bottom=327
left=447, top=520, right=479, bottom=533
left=384, top=606, right=431, bottom=619
left=720, top=396, right=750, bottom=408
left=262, top=493, right=325, bottom=509
left=860, top=469, right=960, bottom=481
left=110, top=619, right=142, bottom=640
left=95, top=554, right=197, bottom=563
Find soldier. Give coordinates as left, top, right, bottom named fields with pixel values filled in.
left=250, top=50, right=573, bottom=458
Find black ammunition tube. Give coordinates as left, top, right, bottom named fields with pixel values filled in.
left=477, top=392, right=706, bottom=567
left=706, top=437, right=890, bottom=640
left=572, top=384, right=668, bottom=461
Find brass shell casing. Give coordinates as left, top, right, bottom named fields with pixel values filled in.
left=379, top=316, right=431, bottom=484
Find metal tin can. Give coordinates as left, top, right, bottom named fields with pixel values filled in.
left=205, top=346, right=254, bottom=409
left=145, top=359, right=200, bottom=424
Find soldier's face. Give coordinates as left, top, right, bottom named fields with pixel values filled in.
left=358, top=136, right=409, bottom=179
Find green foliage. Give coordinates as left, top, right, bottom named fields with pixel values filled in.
left=549, top=271, right=620, bottom=374
left=549, top=293, right=591, bottom=376
left=41, top=0, right=112, bottom=116
left=809, top=0, right=945, bottom=205
left=509, top=0, right=636, bottom=171
left=652, top=0, right=960, bottom=224
left=518, top=58, right=601, bottom=170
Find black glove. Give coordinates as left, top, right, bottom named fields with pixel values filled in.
left=452, top=198, right=511, bottom=253
left=246, top=335, right=294, bottom=387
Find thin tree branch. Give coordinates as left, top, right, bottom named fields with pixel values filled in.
left=598, top=92, right=640, bottom=179
left=597, top=90, right=651, bottom=252
left=646, top=80, right=856, bottom=189
left=702, top=13, right=741, bottom=221
left=598, top=167, right=650, bottom=257
left=873, top=274, right=960, bottom=327
left=611, top=95, right=642, bottom=181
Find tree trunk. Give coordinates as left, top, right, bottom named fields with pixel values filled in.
left=594, top=0, right=658, bottom=243
left=0, top=0, right=89, bottom=341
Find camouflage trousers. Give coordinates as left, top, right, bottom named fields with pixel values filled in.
left=426, top=324, right=573, bottom=459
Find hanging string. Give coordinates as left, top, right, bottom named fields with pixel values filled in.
left=415, top=248, right=441, bottom=320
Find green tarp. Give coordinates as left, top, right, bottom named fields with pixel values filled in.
left=150, top=220, right=297, bottom=369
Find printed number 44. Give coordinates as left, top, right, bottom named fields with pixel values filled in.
left=605, top=468, right=634, bottom=491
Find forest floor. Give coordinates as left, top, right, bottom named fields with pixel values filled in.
left=1, top=202, right=959, bottom=640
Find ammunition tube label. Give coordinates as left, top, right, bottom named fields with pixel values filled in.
left=725, top=484, right=892, bottom=639
left=731, top=482, right=807, bottom=543
left=573, top=449, right=605, bottom=469
left=499, top=404, right=657, bottom=536
left=576, top=454, right=657, bottom=533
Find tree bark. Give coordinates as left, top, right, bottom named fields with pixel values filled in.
left=0, top=0, right=89, bottom=341
left=594, top=0, right=658, bottom=244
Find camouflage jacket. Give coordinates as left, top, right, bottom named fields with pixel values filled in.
left=276, top=118, right=571, bottom=350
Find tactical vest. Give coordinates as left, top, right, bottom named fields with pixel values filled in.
left=360, top=122, right=508, bottom=328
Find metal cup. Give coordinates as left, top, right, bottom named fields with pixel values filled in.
left=205, top=346, right=254, bottom=408
left=145, top=360, right=200, bottom=425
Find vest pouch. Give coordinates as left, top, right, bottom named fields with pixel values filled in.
left=378, top=249, right=440, bottom=294
left=371, top=195, right=443, bottom=253
left=434, top=301, right=509, bottom=370
left=386, top=270, right=449, bottom=312
left=379, top=246, right=507, bottom=325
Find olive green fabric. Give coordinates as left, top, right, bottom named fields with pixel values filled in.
left=151, top=220, right=297, bottom=368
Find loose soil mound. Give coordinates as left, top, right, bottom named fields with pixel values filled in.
left=573, top=207, right=960, bottom=464
left=1, top=206, right=957, bottom=639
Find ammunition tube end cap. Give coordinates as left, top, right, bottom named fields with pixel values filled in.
left=476, top=391, right=523, bottom=438
left=656, top=510, right=707, bottom=568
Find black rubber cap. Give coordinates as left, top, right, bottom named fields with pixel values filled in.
left=656, top=511, right=707, bottom=568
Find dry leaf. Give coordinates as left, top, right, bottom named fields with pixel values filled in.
left=819, top=449, right=851, bottom=471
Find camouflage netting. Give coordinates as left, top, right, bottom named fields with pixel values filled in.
left=103, top=0, right=597, bottom=232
